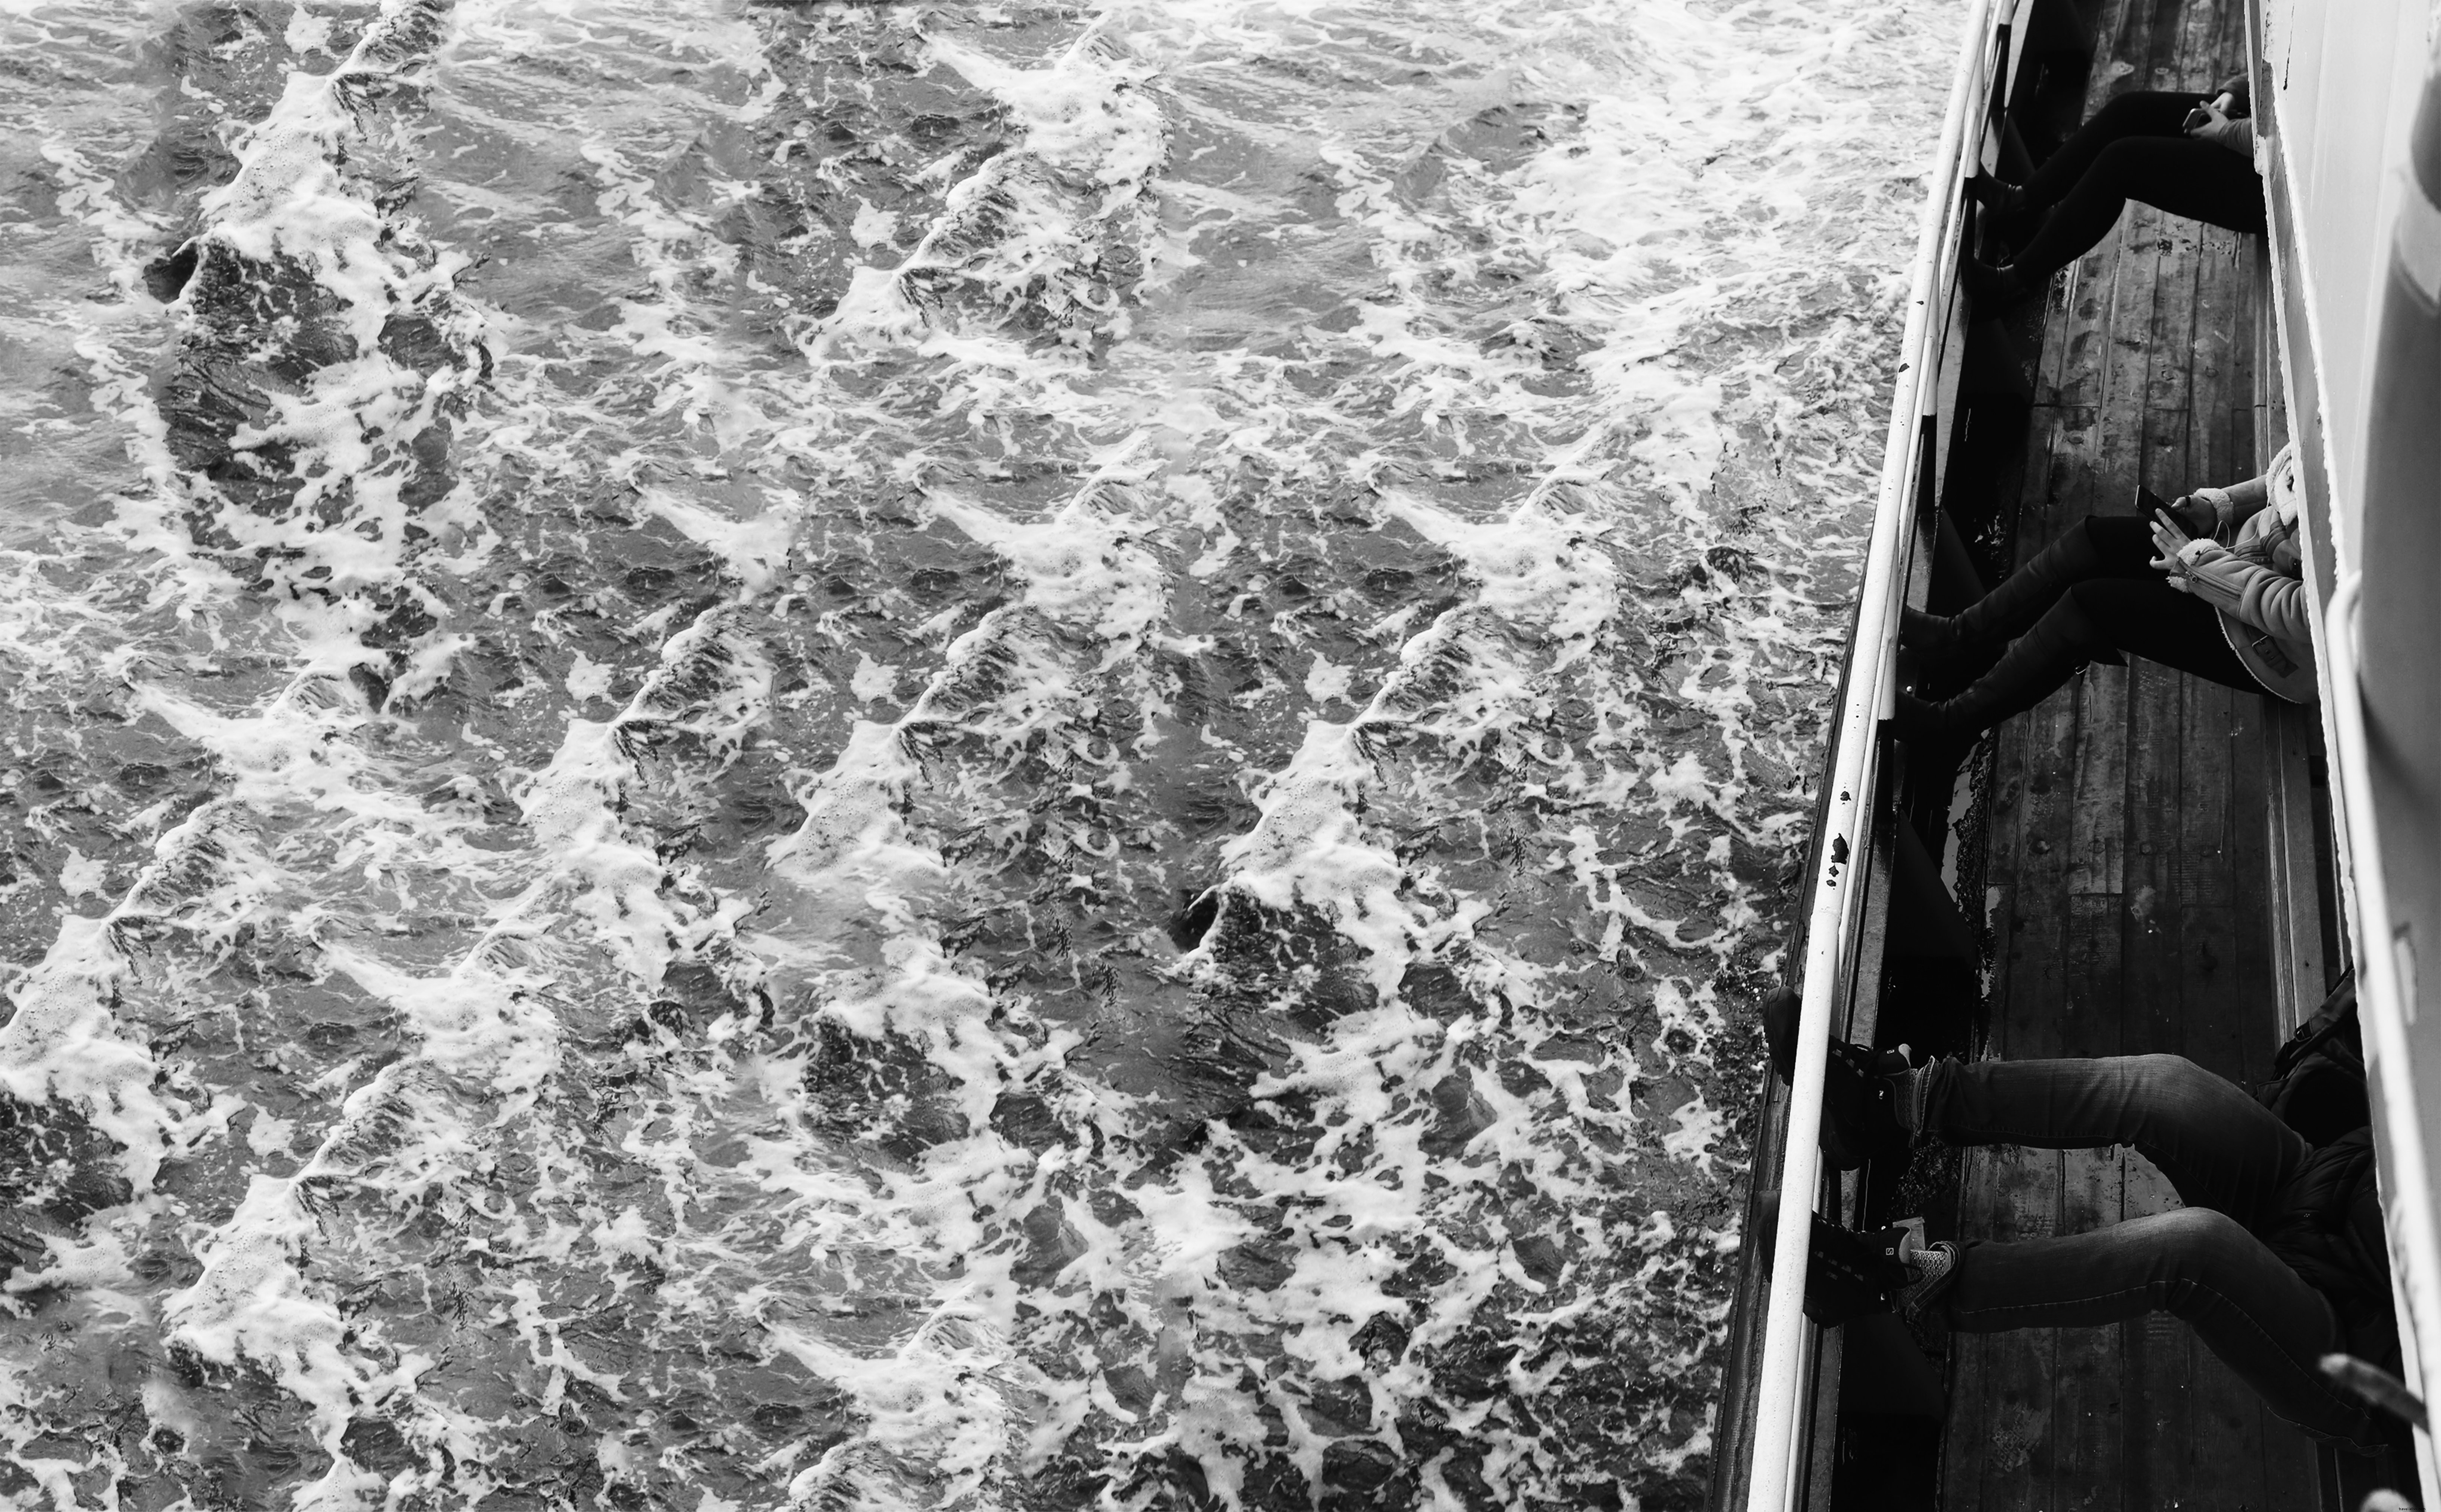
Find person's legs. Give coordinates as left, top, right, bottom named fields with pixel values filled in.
left=2013, top=135, right=2270, bottom=283
left=1910, top=515, right=2158, bottom=651
left=2019, top=91, right=2204, bottom=209
left=2068, top=575, right=2262, bottom=691
left=1937, top=1207, right=2386, bottom=1449
left=1914, top=1052, right=2310, bottom=1222
left=1898, top=575, right=2256, bottom=743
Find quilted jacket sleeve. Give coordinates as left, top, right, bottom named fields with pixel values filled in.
left=2175, top=540, right=2313, bottom=642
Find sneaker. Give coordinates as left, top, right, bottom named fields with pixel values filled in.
left=1759, top=985, right=1911, bottom=1171
left=1756, top=1203, right=1958, bottom=1326
left=1891, top=1218, right=1959, bottom=1318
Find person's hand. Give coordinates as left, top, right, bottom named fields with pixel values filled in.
left=2164, top=492, right=2216, bottom=538
left=2149, top=509, right=2196, bottom=581
left=2184, top=93, right=2237, bottom=135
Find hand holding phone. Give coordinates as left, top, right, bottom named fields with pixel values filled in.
left=2137, top=484, right=2208, bottom=538
left=2184, top=92, right=2237, bottom=133
left=2149, top=508, right=2196, bottom=577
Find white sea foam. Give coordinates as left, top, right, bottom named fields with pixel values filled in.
left=0, top=0, right=1951, bottom=1502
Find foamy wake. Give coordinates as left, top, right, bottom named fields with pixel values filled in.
left=0, top=0, right=1953, bottom=1503
left=133, top=596, right=780, bottom=1504
left=1210, top=494, right=1620, bottom=989
left=821, top=29, right=1167, bottom=352
left=0, top=805, right=267, bottom=1189
left=750, top=483, right=1166, bottom=1506
left=162, top=0, right=483, bottom=680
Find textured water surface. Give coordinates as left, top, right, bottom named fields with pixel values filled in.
left=0, top=0, right=1948, bottom=1506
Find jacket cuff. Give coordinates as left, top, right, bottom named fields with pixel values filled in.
left=2201, top=116, right=2255, bottom=158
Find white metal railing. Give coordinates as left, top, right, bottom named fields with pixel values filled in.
left=2317, top=574, right=2441, bottom=1502
left=1740, top=0, right=2001, bottom=1506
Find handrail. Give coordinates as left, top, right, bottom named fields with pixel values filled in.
left=2318, top=573, right=2441, bottom=1498
left=1738, top=0, right=1999, bottom=1506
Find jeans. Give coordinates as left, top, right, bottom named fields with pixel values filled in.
left=1918, top=1053, right=2386, bottom=1449
left=2014, top=91, right=2268, bottom=283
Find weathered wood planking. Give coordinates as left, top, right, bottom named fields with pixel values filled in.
left=1936, top=0, right=2325, bottom=1498
left=2054, top=1148, right=2127, bottom=1509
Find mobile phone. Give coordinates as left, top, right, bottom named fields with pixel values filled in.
left=2136, top=484, right=2170, bottom=517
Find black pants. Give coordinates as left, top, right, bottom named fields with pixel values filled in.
left=1996, top=515, right=2259, bottom=694
left=2014, top=91, right=2268, bottom=281
left=1943, top=517, right=2265, bottom=722
left=2042, top=516, right=2257, bottom=686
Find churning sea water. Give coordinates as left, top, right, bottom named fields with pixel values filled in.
left=0, top=0, right=1949, bottom=1506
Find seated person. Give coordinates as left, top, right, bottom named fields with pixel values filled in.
left=1894, top=444, right=2313, bottom=748
left=1966, top=77, right=2262, bottom=305
left=1760, top=987, right=2397, bottom=1452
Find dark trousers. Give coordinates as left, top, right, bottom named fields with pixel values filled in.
left=2014, top=91, right=2268, bottom=281
left=1989, top=515, right=2259, bottom=693
left=1922, top=1054, right=2386, bottom=1449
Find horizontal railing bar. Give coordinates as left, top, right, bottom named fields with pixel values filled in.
left=1739, top=0, right=1999, bottom=1507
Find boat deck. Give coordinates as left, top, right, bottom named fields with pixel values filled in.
left=1936, top=0, right=2347, bottom=1503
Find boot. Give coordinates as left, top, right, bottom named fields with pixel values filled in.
left=1892, top=601, right=2107, bottom=749
left=1900, top=611, right=2006, bottom=700
left=1900, top=606, right=1969, bottom=657
left=1965, top=173, right=2041, bottom=252
left=1900, top=522, right=2104, bottom=653
left=1963, top=171, right=2023, bottom=214
left=1961, top=256, right=2035, bottom=309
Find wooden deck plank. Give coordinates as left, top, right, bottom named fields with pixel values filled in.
left=2055, top=848, right=2126, bottom=1505
left=2189, top=229, right=2253, bottom=489
left=2095, top=204, right=2162, bottom=479
left=2178, top=673, right=2250, bottom=1085
left=2086, top=149, right=2186, bottom=1511
left=2035, top=0, right=2152, bottom=416
left=2226, top=690, right=2285, bottom=1051
left=2111, top=1149, right=2183, bottom=1512
left=2144, top=223, right=2202, bottom=419
left=2123, top=658, right=2184, bottom=1060
left=1975, top=1146, right=2071, bottom=1512
left=2127, top=723, right=2195, bottom=1512
left=2064, top=671, right=2129, bottom=908
left=1944, top=414, right=2071, bottom=1512
left=2053, top=1148, right=2126, bottom=1511
left=1942, top=1293, right=1996, bottom=1509
left=2148, top=0, right=2206, bottom=88
left=2065, top=747, right=2129, bottom=1057
left=1995, top=697, right=2079, bottom=1061
left=2041, top=237, right=2119, bottom=411
left=2040, top=249, right=2111, bottom=407
left=1955, top=405, right=2091, bottom=1508
left=1973, top=404, right=2072, bottom=1050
